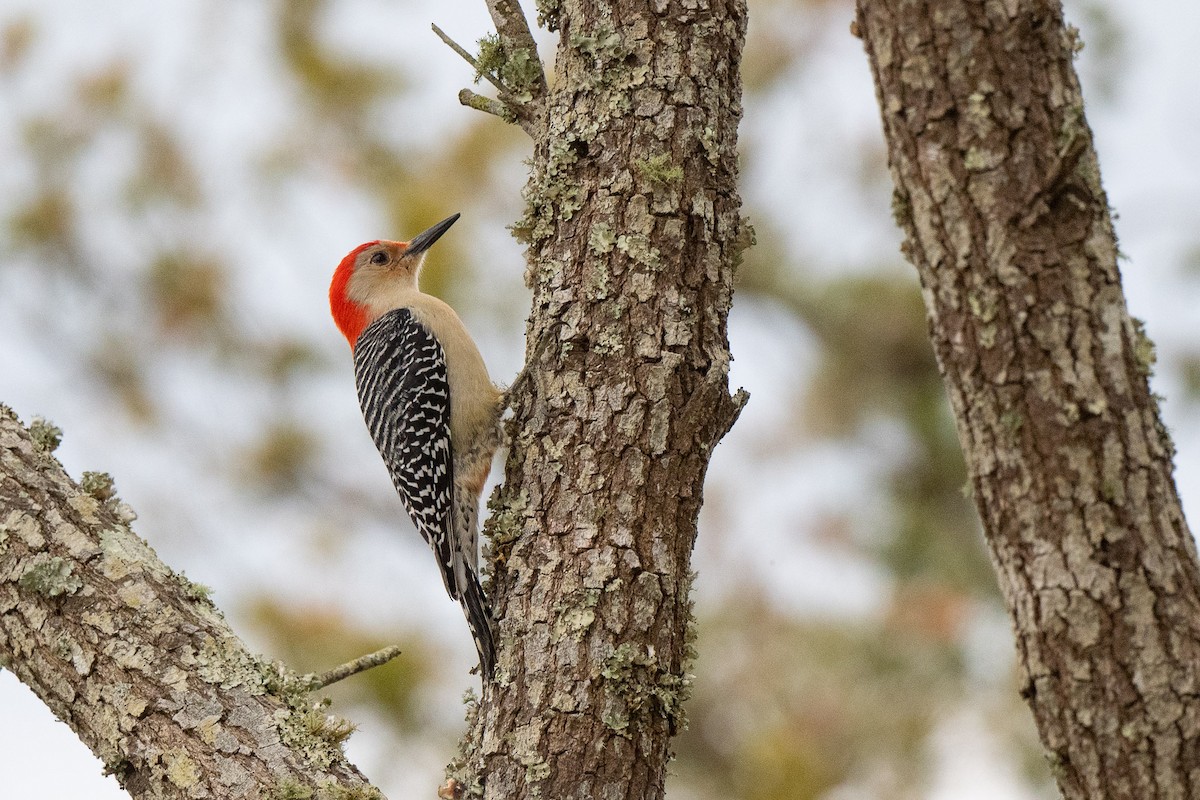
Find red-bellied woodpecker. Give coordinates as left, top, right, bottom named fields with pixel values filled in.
left=329, top=213, right=500, bottom=679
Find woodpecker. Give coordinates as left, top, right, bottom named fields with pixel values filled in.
left=329, top=213, right=501, bottom=679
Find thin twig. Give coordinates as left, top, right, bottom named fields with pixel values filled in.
left=303, top=645, right=404, bottom=691
left=431, top=23, right=506, bottom=93
left=459, top=88, right=515, bottom=123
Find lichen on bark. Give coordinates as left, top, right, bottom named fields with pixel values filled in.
left=450, top=1, right=750, bottom=798
left=855, top=0, right=1200, bottom=796
left=0, top=405, right=382, bottom=799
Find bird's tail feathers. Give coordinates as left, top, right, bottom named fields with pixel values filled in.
left=460, top=573, right=496, bottom=680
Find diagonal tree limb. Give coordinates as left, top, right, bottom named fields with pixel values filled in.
left=0, top=406, right=384, bottom=800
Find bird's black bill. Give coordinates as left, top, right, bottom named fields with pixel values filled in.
left=406, top=213, right=461, bottom=256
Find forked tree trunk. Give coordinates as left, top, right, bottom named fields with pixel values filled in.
left=855, top=0, right=1200, bottom=796
left=460, top=1, right=750, bottom=798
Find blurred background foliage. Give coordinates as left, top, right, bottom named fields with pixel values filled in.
left=3, top=0, right=1195, bottom=798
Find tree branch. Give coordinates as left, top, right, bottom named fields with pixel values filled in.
left=432, top=0, right=547, bottom=138
left=0, top=406, right=384, bottom=800
left=482, top=0, right=547, bottom=98
left=484, top=0, right=547, bottom=74
left=431, top=23, right=507, bottom=94
left=302, top=645, right=404, bottom=691
left=457, top=88, right=517, bottom=125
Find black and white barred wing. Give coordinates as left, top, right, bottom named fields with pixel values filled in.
left=353, top=308, right=460, bottom=598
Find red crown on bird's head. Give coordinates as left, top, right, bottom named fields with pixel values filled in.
left=329, top=240, right=383, bottom=349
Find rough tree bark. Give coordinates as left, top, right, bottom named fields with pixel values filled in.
left=0, top=409, right=380, bottom=799
left=856, top=0, right=1200, bottom=796
left=440, top=0, right=749, bottom=798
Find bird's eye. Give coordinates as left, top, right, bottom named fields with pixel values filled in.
left=369, top=251, right=389, bottom=266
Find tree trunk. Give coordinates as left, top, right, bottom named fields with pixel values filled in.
left=855, top=0, right=1200, bottom=796
left=0, top=408, right=378, bottom=799
left=456, top=1, right=749, bottom=798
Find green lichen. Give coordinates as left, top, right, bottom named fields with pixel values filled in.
left=268, top=780, right=313, bottom=800
left=588, top=222, right=616, bottom=255
left=268, top=781, right=382, bottom=800
left=600, top=641, right=691, bottom=738
left=52, top=632, right=78, bottom=663
left=964, top=91, right=991, bottom=130
left=0, top=513, right=29, bottom=551
left=1056, top=103, right=1087, bottom=156
left=681, top=571, right=700, bottom=667
left=503, top=49, right=542, bottom=100
left=615, top=233, right=661, bottom=271
left=458, top=88, right=517, bottom=122
left=513, top=139, right=588, bottom=245
left=80, top=471, right=117, bottom=502
left=475, top=35, right=541, bottom=102
left=967, top=287, right=1000, bottom=323
left=732, top=217, right=756, bottom=271
left=535, top=0, right=561, bottom=31
left=97, top=526, right=169, bottom=585
left=634, top=154, right=683, bottom=188
left=1151, top=394, right=1177, bottom=460
left=1063, top=23, right=1085, bottom=56
left=1131, top=317, right=1156, bottom=376
left=276, top=714, right=349, bottom=771
left=964, top=145, right=1001, bottom=171
left=475, top=33, right=505, bottom=81
left=301, top=702, right=357, bottom=747
left=18, top=554, right=83, bottom=597
left=569, top=25, right=646, bottom=90
left=554, top=588, right=600, bottom=640
left=697, top=125, right=721, bottom=165
left=1000, top=409, right=1024, bottom=441
left=484, top=487, right=527, bottom=559
left=197, top=634, right=273, bottom=691
left=583, top=258, right=612, bottom=300
left=570, top=26, right=626, bottom=63
left=320, top=786, right=383, bottom=800
left=180, top=573, right=214, bottom=603
left=507, top=722, right=551, bottom=788
left=28, top=416, right=63, bottom=453
left=274, top=686, right=358, bottom=771
left=443, top=694, right=485, bottom=798
left=162, top=749, right=200, bottom=789
left=523, top=759, right=552, bottom=785
left=891, top=186, right=912, bottom=228
left=1045, top=748, right=1068, bottom=780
